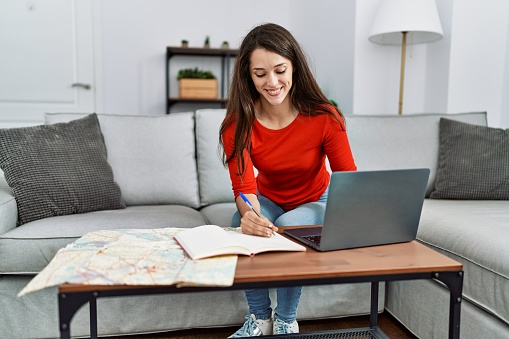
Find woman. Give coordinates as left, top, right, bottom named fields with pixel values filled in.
left=219, top=23, right=357, bottom=337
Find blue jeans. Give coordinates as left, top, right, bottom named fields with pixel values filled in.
left=231, top=187, right=328, bottom=322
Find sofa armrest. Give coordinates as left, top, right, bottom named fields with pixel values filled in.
left=0, top=175, right=17, bottom=235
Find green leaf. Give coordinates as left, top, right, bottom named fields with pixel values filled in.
left=177, top=67, right=216, bottom=80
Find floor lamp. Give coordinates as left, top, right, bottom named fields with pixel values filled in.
left=369, top=0, right=443, bottom=115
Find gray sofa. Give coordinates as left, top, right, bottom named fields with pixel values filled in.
left=0, top=109, right=507, bottom=338
left=345, top=112, right=509, bottom=338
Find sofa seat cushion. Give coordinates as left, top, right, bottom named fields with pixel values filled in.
left=0, top=205, right=207, bottom=274
left=3, top=276, right=383, bottom=338
left=417, top=199, right=509, bottom=325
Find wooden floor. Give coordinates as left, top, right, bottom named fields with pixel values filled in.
left=106, top=312, right=417, bottom=339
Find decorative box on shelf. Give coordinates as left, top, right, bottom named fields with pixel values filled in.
left=178, top=79, right=218, bottom=99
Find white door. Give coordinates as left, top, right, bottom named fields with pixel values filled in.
left=0, top=0, right=95, bottom=128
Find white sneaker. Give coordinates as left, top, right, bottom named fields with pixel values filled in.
left=228, top=314, right=273, bottom=337
left=273, top=317, right=299, bottom=334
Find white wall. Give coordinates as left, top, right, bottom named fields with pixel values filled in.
left=350, top=0, right=509, bottom=127
left=445, top=0, right=509, bottom=127
left=289, top=0, right=356, bottom=115
left=98, top=0, right=291, bottom=115
left=502, top=13, right=509, bottom=128
left=424, top=0, right=454, bottom=114
left=353, top=0, right=430, bottom=115
left=98, top=0, right=358, bottom=116
left=2, top=0, right=509, bottom=127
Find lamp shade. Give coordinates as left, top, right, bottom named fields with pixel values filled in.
left=369, top=0, right=443, bottom=45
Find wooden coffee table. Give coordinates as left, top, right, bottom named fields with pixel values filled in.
left=58, top=231, right=463, bottom=339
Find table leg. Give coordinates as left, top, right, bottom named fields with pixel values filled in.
left=433, top=271, right=464, bottom=339
left=59, top=291, right=94, bottom=339
left=90, top=294, right=98, bottom=339
left=370, top=281, right=379, bottom=329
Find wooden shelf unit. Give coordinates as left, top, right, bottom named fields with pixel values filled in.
left=166, top=46, right=238, bottom=113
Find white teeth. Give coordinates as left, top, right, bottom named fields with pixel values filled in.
left=267, top=88, right=281, bottom=95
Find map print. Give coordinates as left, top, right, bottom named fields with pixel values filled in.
left=18, top=228, right=238, bottom=296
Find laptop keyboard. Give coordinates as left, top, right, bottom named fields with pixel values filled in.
left=303, top=234, right=322, bottom=246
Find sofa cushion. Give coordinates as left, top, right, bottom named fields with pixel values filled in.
left=386, top=276, right=509, bottom=339
left=3, top=276, right=383, bottom=338
left=430, top=118, right=509, bottom=200
left=199, top=202, right=237, bottom=227
left=0, top=205, right=208, bottom=274
left=0, top=114, right=125, bottom=226
left=0, top=183, right=17, bottom=235
left=417, top=199, right=509, bottom=326
left=195, top=109, right=233, bottom=205
left=45, top=112, right=200, bottom=208
left=345, top=112, right=487, bottom=197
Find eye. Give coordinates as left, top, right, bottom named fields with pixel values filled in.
left=254, top=73, right=265, bottom=78
left=276, top=69, right=286, bottom=75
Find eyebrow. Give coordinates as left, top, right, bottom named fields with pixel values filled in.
left=252, top=62, right=287, bottom=71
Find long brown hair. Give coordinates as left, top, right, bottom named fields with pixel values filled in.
left=219, top=23, right=345, bottom=177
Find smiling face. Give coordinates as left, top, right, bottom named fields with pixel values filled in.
left=250, top=48, right=294, bottom=107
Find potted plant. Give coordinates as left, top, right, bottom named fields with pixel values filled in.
left=177, top=67, right=217, bottom=99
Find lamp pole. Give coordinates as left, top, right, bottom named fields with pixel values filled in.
left=398, top=31, right=408, bottom=115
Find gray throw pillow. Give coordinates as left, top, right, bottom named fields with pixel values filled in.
left=0, top=113, right=125, bottom=226
left=45, top=112, right=201, bottom=208
left=430, top=118, right=509, bottom=200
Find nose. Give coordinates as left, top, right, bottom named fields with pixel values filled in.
left=266, top=72, right=278, bottom=87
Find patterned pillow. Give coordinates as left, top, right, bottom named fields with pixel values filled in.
left=0, top=113, right=125, bottom=226
left=430, top=118, right=509, bottom=200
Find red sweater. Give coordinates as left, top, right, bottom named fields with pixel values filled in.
left=222, top=111, right=357, bottom=211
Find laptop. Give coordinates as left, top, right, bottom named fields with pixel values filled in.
left=284, top=168, right=430, bottom=251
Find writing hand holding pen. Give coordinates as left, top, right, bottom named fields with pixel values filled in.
left=238, top=192, right=277, bottom=237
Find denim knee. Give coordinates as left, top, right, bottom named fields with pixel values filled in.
left=274, top=202, right=326, bottom=226
left=231, top=195, right=285, bottom=226
left=231, top=210, right=241, bottom=227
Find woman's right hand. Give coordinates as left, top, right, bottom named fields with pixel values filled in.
left=240, top=210, right=277, bottom=237
left=235, top=194, right=278, bottom=237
